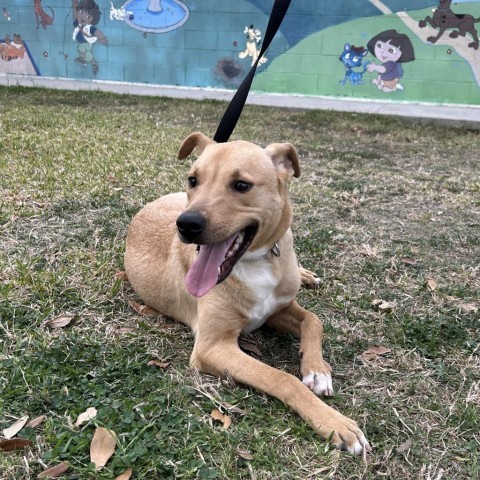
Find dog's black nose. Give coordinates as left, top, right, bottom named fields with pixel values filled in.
left=176, top=211, right=206, bottom=243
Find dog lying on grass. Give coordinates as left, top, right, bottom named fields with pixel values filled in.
left=124, top=132, right=370, bottom=454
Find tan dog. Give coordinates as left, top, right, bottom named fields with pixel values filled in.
left=124, top=132, right=370, bottom=455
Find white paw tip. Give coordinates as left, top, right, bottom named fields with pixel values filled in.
left=302, top=372, right=334, bottom=397
left=343, top=433, right=371, bottom=456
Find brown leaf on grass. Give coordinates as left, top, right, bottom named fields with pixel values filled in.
left=458, top=302, right=478, bottom=314
left=45, top=314, right=75, bottom=329
left=115, top=327, right=137, bottom=335
left=396, top=438, right=412, bottom=454
left=211, top=409, right=232, bottom=429
left=128, top=300, right=160, bottom=317
left=147, top=360, right=171, bottom=368
left=75, top=407, right=97, bottom=426
left=2, top=415, right=29, bottom=439
left=0, top=438, right=33, bottom=452
left=236, top=448, right=254, bottom=461
left=27, top=415, right=47, bottom=428
left=425, top=276, right=438, bottom=291
left=37, top=462, right=69, bottom=478
left=90, top=427, right=117, bottom=470
left=115, top=468, right=133, bottom=480
left=220, top=402, right=247, bottom=416
left=239, top=339, right=263, bottom=357
left=361, top=346, right=392, bottom=361
left=371, top=299, right=394, bottom=312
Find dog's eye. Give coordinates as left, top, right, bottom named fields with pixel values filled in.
left=187, top=176, right=197, bottom=188
left=232, top=180, right=252, bottom=193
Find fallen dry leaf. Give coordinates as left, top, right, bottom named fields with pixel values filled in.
left=128, top=300, right=160, bottom=317
left=2, top=415, right=29, bottom=439
left=75, top=407, right=97, bottom=427
left=90, top=427, right=117, bottom=470
left=115, top=327, right=137, bottom=335
left=371, top=299, right=394, bottom=312
left=147, top=360, right=170, bottom=368
left=37, top=462, right=69, bottom=478
left=115, top=468, right=133, bottom=480
left=368, top=346, right=392, bottom=355
left=220, top=402, right=247, bottom=416
left=425, top=276, right=438, bottom=292
left=396, top=438, right=412, bottom=454
left=236, top=448, right=254, bottom=461
left=361, top=346, right=392, bottom=361
left=45, top=314, right=75, bottom=329
left=211, top=408, right=232, bottom=429
left=0, top=438, right=33, bottom=452
left=27, top=415, right=47, bottom=428
left=239, top=339, right=263, bottom=357
left=458, top=302, right=478, bottom=314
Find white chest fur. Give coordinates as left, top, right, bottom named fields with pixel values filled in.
left=233, top=251, right=293, bottom=334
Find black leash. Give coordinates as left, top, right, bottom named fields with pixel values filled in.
left=213, top=0, right=291, bottom=143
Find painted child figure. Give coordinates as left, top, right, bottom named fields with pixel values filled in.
left=366, top=29, right=415, bottom=93
left=72, top=0, right=108, bottom=74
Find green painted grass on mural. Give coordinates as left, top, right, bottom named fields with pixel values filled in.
left=253, top=4, right=480, bottom=105
left=1, top=86, right=479, bottom=479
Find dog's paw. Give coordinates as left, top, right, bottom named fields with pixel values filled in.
left=302, top=371, right=334, bottom=397
left=316, top=411, right=371, bottom=455
left=299, top=267, right=321, bottom=289
left=332, top=416, right=371, bottom=455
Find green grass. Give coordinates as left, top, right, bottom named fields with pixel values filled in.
left=1, top=86, right=479, bottom=479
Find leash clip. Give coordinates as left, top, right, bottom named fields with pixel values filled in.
left=271, top=243, right=280, bottom=257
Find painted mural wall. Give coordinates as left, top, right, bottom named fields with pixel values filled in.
left=1, top=0, right=479, bottom=105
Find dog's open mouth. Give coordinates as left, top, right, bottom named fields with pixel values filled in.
left=185, top=225, right=257, bottom=297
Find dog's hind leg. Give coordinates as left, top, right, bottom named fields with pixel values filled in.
left=265, top=301, right=333, bottom=397
left=191, top=327, right=369, bottom=454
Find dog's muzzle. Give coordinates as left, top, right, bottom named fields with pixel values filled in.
left=176, top=211, right=206, bottom=243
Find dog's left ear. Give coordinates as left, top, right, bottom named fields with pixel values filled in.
left=264, top=143, right=300, bottom=179
left=178, top=132, right=215, bottom=160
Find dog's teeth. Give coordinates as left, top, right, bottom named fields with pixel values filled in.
left=217, top=267, right=221, bottom=276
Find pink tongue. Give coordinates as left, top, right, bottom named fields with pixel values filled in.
left=185, top=234, right=236, bottom=297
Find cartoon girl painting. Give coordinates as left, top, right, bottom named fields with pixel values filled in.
left=366, top=29, right=415, bottom=93
left=72, top=0, right=108, bottom=74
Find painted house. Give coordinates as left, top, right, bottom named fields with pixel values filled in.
left=1, top=0, right=479, bottom=105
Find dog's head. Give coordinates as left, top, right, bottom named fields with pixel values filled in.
left=176, top=132, right=300, bottom=297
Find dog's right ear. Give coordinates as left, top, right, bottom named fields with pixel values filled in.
left=177, top=132, right=215, bottom=160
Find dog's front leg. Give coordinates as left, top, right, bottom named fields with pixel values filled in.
left=191, top=327, right=369, bottom=455
left=266, top=301, right=333, bottom=397
left=427, top=26, right=447, bottom=43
